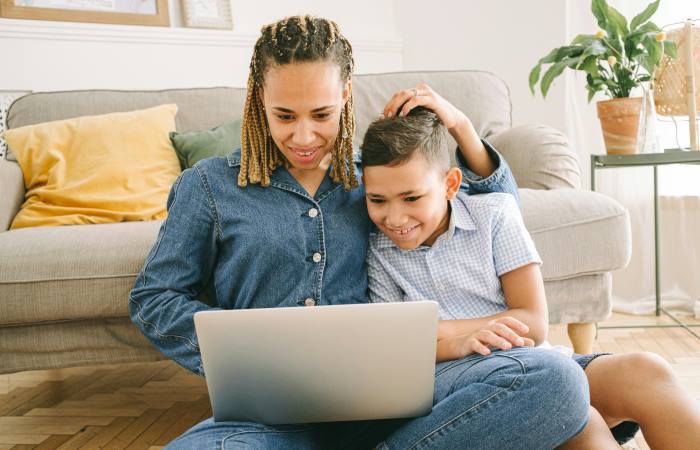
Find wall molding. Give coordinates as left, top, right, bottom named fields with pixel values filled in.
left=0, top=18, right=403, bottom=52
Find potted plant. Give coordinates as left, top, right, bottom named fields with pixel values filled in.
left=529, top=0, right=676, bottom=154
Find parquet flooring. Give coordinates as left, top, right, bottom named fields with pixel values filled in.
left=1, top=313, right=698, bottom=449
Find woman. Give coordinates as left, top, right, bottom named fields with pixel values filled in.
left=129, top=15, right=589, bottom=449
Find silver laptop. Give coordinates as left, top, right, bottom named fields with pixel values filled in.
left=194, top=301, right=438, bottom=424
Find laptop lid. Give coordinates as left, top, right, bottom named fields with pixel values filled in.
left=194, top=301, right=438, bottom=424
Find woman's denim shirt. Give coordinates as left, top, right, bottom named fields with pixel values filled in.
left=129, top=142, right=520, bottom=376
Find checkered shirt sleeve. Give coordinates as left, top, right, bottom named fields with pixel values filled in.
left=492, top=194, right=541, bottom=276
left=367, top=243, right=404, bottom=303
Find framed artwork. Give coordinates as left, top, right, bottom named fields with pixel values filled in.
left=0, top=0, right=170, bottom=26
left=181, top=0, right=231, bottom=30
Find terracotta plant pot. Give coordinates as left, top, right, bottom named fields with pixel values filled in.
left=596, top=97, right=644, bottom=154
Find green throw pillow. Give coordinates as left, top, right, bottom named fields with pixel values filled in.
left=169, top=119, right=241, bottom=170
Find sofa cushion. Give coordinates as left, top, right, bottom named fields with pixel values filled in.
left=0, top=187, right=629, bottom=327
left=170, top=119, right=241, bottom=170
left=5, top=88, right=247, bottom=161
left=489, top=124, right=582, bottom=190
left=0, top=221, right=161, bottom=326
left=352, top=71, right=511, bottom=147
left=5, top=104, right=181, bottom=229
left=520, top=188, right=631, bottom=280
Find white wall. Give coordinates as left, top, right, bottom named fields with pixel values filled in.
left=564, top=0, right=700, bottom=311
left=394, top=0, right=569, bottom=132
left=0, top=0, right=403, bottom=92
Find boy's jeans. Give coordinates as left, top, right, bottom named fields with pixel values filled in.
left=166, top=348, right=589, bottom=450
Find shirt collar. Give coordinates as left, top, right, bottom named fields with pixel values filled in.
left=451, top=196, right=477, bottom=232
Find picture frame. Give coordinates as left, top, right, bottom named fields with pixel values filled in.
left=181, top=0, right=231, bottom=30
left=0, top=0, right=170, bottom=27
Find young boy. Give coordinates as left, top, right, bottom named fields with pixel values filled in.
left=361, top=101, right=700, bottom=449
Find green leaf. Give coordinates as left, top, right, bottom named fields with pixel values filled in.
left=636, top=35, right=662, bottom=75
left=537, top=45, right=582, bottom=65
left=572, top=34, right=596, bottom=46
left=642, top=35, right=662, bottom=70
left=579, top=55, right=601, bottom=77
left=588, top=87, right=597, bottom=103
left=540, top=60, right=569, bottom=97
left=529, top=63, right=542, bottom=95
left=664, top=41, right=678, bottom=59
left=538, top=47, right=561, bottom=64
left=638, top=55, right=653, bottom=75
left=607, top=4, right=629, bottom=36
left=625, top=22, right=662, bottom=52
left=531, top=45, right=587, bottom=95
left=630, top=0, right=659, bottom=31
left=582, top=39, right=607, bottom=58
left=553, top=45, right=585, bottom=61
left=591, top=0, right=609, bottom=30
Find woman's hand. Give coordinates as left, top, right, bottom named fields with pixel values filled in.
left=382, top=83, right=468, bottom=131
left=436, top=317, right=536, bottom=362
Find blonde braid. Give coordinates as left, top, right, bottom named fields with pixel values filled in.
left=329, top=95, right=358, bottom=189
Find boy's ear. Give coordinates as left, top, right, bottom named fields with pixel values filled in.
left=445, top=167, right=462, bottom=200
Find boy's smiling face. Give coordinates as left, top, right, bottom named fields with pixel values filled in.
left=363, top=151, right=462, bottom=250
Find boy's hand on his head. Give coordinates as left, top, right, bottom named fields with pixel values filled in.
left=382, top=84, right=495, bottom=178
left=382, top=83, right=468, bottom=131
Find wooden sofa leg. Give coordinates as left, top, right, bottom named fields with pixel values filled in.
left=567, top=322, right=597, bottom=355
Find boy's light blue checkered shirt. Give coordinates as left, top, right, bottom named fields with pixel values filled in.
left=367, top=192, right=541, bottom=320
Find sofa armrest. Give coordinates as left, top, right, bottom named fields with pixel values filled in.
left=489, top=124, right=581, bottom=190
left=0, top=159, right=24, bottom=231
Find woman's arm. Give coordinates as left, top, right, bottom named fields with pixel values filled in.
left=129, top=167, right=221, bottom=377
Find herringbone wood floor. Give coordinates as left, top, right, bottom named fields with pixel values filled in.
left=1, top=313, right=699, bottom=449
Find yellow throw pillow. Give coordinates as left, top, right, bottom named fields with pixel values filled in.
left=5, top=104, right=181, bottom=229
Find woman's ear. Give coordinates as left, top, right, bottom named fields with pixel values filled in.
left=445, top=167, right=462, bottom=200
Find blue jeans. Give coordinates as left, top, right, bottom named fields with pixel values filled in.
left=166, top=348, right=589, bottom=449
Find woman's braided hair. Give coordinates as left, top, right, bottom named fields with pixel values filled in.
left=239, top=15, right=358, bottom=190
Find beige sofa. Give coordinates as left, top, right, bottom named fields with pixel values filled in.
left=0, top=71, right=631, bottom=374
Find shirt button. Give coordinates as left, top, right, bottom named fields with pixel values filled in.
left=304, top=298, right=316, bottom=306
left=312, top=252, right=322, bottom=263
left=308, top=208, right=319, bottom=218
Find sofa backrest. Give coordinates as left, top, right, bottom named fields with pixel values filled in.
left=5, top=70, right=512, bottom=161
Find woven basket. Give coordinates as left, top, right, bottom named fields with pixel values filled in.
left=654, top=25, right=700, bottom=116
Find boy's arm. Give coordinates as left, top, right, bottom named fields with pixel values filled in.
left=438, top=264, right=548, bottom=345
left=381, top=84, right=520, bottom=204
left=450, top=116, right=494, bottom=177
left=439, top=195, right=547, bottom=344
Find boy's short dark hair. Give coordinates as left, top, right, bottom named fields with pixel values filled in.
left=360, top=107, right=450, bottom=171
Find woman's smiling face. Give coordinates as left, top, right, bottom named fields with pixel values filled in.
left=261, top=61, right=350, bottom=172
